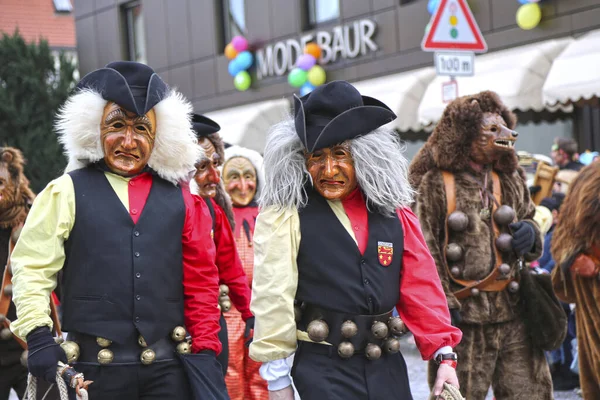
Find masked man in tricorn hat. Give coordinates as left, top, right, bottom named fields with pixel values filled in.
left=249, top=80, right=462, bottom=400
left=9, top=61, right=222, bottom=399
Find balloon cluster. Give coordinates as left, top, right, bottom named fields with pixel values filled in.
left=516, top=0, right=542, bottom=30
left=425, top=0, right=440, bottom=34
left=225, top=36, right=253, bottom=91
left=287, top=43, right=327, bottom=96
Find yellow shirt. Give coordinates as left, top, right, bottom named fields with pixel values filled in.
left=10, top=172, right=133, bottom=340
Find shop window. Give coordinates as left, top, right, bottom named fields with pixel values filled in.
left=307, top=0, right=340, bottom=27
left=222, top=0, right=246, bottom=45
left=53, top=0, right=72, bottom=13
left=123, top=1, right=147, bottom=64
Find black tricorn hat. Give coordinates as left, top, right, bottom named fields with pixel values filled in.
left=76, top=61, right=169, bottom=116
left=191, top=113, right=221, bottom=139
left=294, top=80, right=397, bottom=152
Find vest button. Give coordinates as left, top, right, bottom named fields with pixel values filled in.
left=131, top=208, right=138, bottom=215
left=135, top=252, right=140, bottom=257
left=364, top=279, right=370, bottom=285
left=136, top=272, right=141, bottom=278
left=136, top=295, right=141, bottom=301
left=361, top=259, right=366, bottom=265
left=134, top=231, right=140, bottom=237
left=135, top=317, right=140, bottom=322
left=367, top=297, right=373, bottom=303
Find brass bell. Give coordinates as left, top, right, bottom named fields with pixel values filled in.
left=450, top=267, right=461, bottom=277
left=219, top=284, right=229, bottom=296
left=54, top=336, right=65, bottom=344
left=171, top=326, right=187, bottom=342
left=498, top=263, right=511, bottom=276
left=470, top=287, right=480, bottom=296
left=140, top=348, right=156, bottom=365
left=96, top=337, right=112, bottom=348
left=496, top=233, right=513, bottom=253
left=221, top=299, right=232, bottom=312
left=177, top=341, right=191, bottom=354
left=294, top=305, right=302, bottom=323
left=61, top=341, right=80, bottom=363
left=340, top=320, right=358, bottom=338
left=493, top=205, right=516, bottom=226
left=138, top=335, right=148, bottom=348
left=446, top=243, right=463, bottom=262
left=508, top=281, right=520, bottom=293
left=97, top=348, right=114, bottom=365
left=383, top=337, right=400, bottom=354
left=307, top=320, right=329, bottom=343
left=371, top=321, right=389, bottom=339
left=365, top=343, right=382, bottom=360
left=337, top=341, right=355, bottom=359
left=217, top=303, right=222, bottom=312
left=448, top=211, right=469, bottom=232
left=20, top=350, right=28, bottom=367
left=388, top=316, right=406, bottom=336
left=0, top=328, right=12, bottom=340
left=4, top=284, right=12, bottom=297
left=0, top=313, right=5, bottom=323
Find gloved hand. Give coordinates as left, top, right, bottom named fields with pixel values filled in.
left=26, top=326, right=66, bottom=383
left=244, top=316, right=255, bottom=347
left=509, top=221, right=536, bottom=256
left=449, top=309, right=462, bottom=327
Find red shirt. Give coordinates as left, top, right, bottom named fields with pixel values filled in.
left=129, top=175, right=221, bottom=355
left=341, top=189, right=462, bottom=360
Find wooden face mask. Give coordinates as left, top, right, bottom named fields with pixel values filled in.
left=470, top=112, right=518, bottom=165
left=223, top=156, right=257, bottom=206
left=305, top=142, right=357, bottom=201
left=194, top=138, right=221, bottom=198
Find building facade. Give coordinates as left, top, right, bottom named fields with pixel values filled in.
left=74, top=0, right=600, bottom=158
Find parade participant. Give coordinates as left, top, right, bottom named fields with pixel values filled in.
left=409, top=91, right=551, bottom=399
left=9, top=61, right=221, bottom=400
left=250, top=80, right=462, bottom=400
left=221, top=144, right=266, bottom=400
left=551, top=162, right=600, bottom=399
left=190, top=114, right=253, bottom=376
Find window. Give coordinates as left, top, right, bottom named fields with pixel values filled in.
left=123, top=2, right=147, bottom=64
left=222, top=0, right=246, bottom=45
left=53, top=0, right=73, bottom=12
left=307, top=0, right=339, bottom=26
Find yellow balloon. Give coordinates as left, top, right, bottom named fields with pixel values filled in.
left=307, top=65, right=326, bottom=86
left=516, top=3, right=542, bottom=30
left=225, top=43, right=238, bottom=60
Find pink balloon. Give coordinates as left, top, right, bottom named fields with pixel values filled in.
left=296, top=54, right=317, bottom=71
left=231, top=36, right=248, bottom=52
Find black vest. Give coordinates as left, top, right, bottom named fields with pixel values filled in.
left=61, top=167, right=185, bottom=345
left=297, top=191, right=404, bottom=315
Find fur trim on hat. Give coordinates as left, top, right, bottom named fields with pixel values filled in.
left=56, top=89, right=200, bottom=185
left=223, top=145, right=264, bottom=199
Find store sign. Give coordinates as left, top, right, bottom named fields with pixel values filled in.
left=256, top=19, right=378, bottom=79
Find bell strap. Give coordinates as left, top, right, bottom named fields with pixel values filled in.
left=441, top=171, right=514, bottom=300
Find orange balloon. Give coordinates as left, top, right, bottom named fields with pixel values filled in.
left=304, top=43, right=322, bottom=59
left=225, top=43, right=238, bottom=60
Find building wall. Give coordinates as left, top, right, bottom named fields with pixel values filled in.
left=74, top=0, right=600, bottom=115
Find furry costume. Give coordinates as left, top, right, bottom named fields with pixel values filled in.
left=551, top=162, right=600, bottom=399
left=409, top=91, right=551, bottom=399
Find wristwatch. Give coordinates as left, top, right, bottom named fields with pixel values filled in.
left=435, top=352, right=458, bottom=364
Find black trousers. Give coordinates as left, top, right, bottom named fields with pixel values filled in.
left=291, top=341, right=413, bottom=400
left=68, top=360, right=190, bottom=400
left=216, top=313, right=229, bottom=376
left=0, top=363, right=26, bottom=400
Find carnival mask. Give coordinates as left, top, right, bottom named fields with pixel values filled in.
left=101, top=102, right=156, bottom=176
left=306, top=143, right=357, bottom=201
left=223, top=157, right=257, bottom=206
left=194, top=138, right=221, bottom=198
left=470, top=112, right=518, bottom=165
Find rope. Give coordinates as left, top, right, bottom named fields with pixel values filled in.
left=25, top=373, right=89, bottom=400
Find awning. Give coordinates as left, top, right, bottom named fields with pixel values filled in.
left=418, top=38, right=573, bottom=127
left=543, top=29, right=600, bottom=106
left=204, top=98, right=290, bottom=153
left=352, top=68, right=436, bottom=132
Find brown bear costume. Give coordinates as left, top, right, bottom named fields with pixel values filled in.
left=551, top=162, right=600, bottom=400
left=409, top=92, right=552, bottom=399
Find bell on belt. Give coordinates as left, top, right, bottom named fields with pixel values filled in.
left=493, top=205, right=516, bottom=226
left=307, top=320, right=329, bottom=343
left=96, top=337, right=112, bottom=348
left=220, top=299, right=232, bottom=312
left=371, top=321, right=389, bottom=339
left=340, top=320, right=358, bottom=338
left=219, top=284, right=229, bottom=296
left=0, top=328, right=12, bottom=340
left=499, top=263, right=511, bottom=276
left=365, top=343, right=382, bottom=360
left=138, top=335, right=148, bottom=348
left=384, top=337, right=400, bottom=354
left=508, top=281, right=520, bottom=293
left=337, top=341, right=355, bottom=359
left=446, top=244, right=463, bottom=262
left=450, top=267, right=461, bottom=277
left=177, top=341, right=192, bottom=354
left=61, top=341, right=80, bottom=363
left=0, top=313, right=5, bottom=323
left=448, top=211, right=469, bottom=232
left=54, top=336, right=64, bottom=344
left=496, top=233, right=513, bottom=253
left=171, top=326, right=187, bottom=342
left=470, top=287, right=480, bottom=296
left=388, top=316, right=406, bottom=336
left=98, top=348, right=113, bottom=365
left=20, top=350, right=27, bottom=367
left=140, top=348, right=156, bottom=365
left=3, top=284, right=12, bottom=297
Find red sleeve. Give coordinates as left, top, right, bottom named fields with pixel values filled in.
left=212, top=200, right=253, bottom=321
left=396, top=207, right=462, bottom=360
left=182, top=189, right=222, bottom=355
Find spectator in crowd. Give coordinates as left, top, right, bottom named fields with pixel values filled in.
left=551, top=138, right=584, bottom=171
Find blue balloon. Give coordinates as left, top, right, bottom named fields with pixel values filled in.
left=518, top=0, right=532, bottom=3
left=427, top=0, right=440, bottom=14
left=300, top=82, right=315, bottom=96
left=228, top=59, right=243, bottom=77
left=236, top=51, right=254, bottom=70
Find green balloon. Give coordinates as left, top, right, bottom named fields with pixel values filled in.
left=288, top=68, right=308, bottom=88
left=234, top=71, right=251, bottom=91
